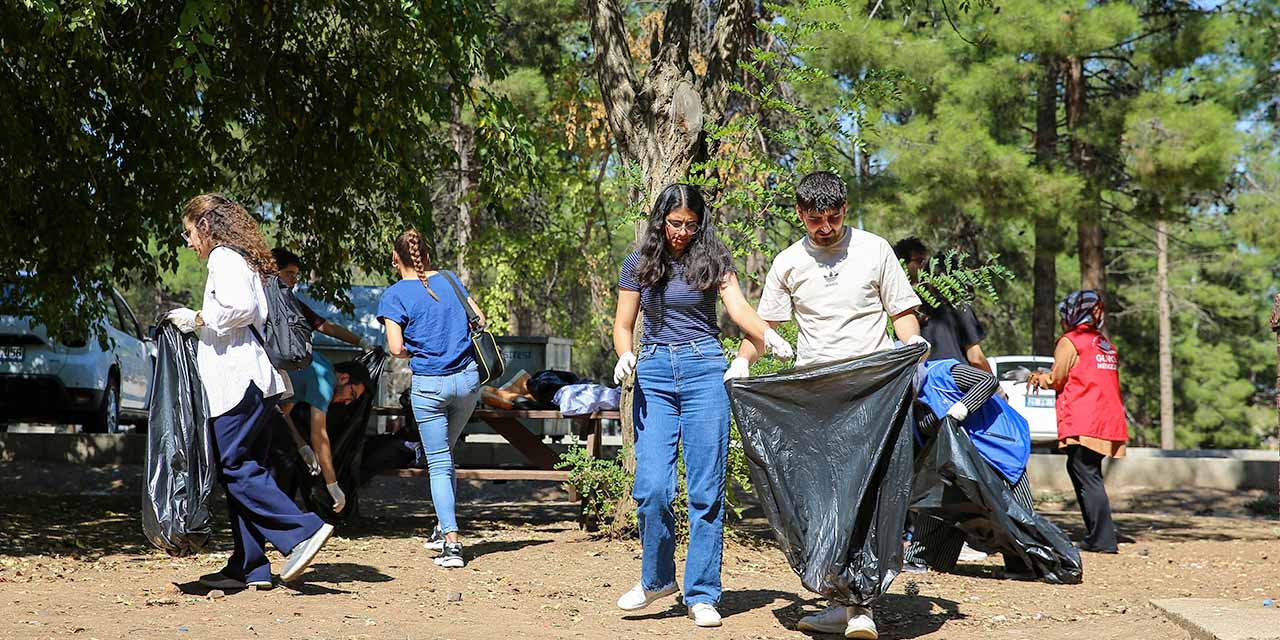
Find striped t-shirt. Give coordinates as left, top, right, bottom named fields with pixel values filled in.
left=618, top=252, right=727, bottom=345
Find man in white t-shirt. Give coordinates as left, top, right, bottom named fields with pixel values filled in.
left=727, top=171, right=926, bottom=640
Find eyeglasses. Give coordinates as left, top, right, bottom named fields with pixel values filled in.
left=802, top=212, right=845, bottom=227
left=665, top=218, right=700, bottom=233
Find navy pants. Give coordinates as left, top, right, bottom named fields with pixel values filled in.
left=212, top=383, right=325, bottom=583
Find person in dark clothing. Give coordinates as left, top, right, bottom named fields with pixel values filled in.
left=893, top=237, right=993, bottom=373
left=358, top=388, right=423, bottom=486
left=906, top=359, right=1037, bottom=579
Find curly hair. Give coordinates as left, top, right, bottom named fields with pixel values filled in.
left=393, top=228, right=439, bottom=301
left=632, top=184, right=733, bottom=291
left=182, top=194, right=276, bottom=281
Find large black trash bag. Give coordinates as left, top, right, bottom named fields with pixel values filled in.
left=911, top=417, right=1083, bottom=584
left=142, top=324, right=216, bottom=556
left=299, top=349, right=388, bottom=524
left=727, top=344, right=924, bottom=606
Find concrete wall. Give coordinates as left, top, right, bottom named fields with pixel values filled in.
left=2, top=434, right=1276, bottom=493
left=1026, top=447, right=1279, bottom=492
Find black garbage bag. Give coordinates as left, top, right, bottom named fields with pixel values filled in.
left=910, top=417, right=1083, bottom=584
left=279, top=349, right=388, bottom=525
left=727, top=344, right=923, bottom=606
left=142, top=324, right=215, bottom=556
left=526, top=369, right=580, bottom=406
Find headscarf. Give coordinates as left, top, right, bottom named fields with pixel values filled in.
left=1058, top=289, right=1104, bottom=330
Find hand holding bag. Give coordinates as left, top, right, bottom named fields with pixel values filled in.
left=441, top=271, right=505, bottom=385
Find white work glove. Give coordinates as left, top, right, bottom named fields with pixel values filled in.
left=166, top=308, right=199, bottom=334
left=326, top=482, right=346, bottom=513
left=946, top=401, right=969, bottom=422
left=723, top=357, right=751, bottom=383
left=763, top=329, right=794, bottom=360
left=298, top=445, right=321, bottom=476
left=613, top=351, right=637, bottom=385
left=358, top=336, right=378, bottom=351
left=907, top=334, right=931, bottom=361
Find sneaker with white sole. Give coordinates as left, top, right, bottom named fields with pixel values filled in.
left=198, top=572, right=273, bottom=590
left=797, top=604, right=850, bottom=634
left=687, top=603, right=722, bottom=627
left=844, top=605, right=877, bottom=639
left=616, top=582, right=680, bottom=611
left=423, top=526, right=445, bottom=552
left=281, top=523, right=334, bottom=582
left=958, top=542, right=988, bottom=563
left=433, top=541, right=465, bottom=568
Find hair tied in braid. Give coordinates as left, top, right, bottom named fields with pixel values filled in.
left=394, top=228, right=439, bottom=301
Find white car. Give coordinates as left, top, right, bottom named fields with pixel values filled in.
left=0, top=287, right=154, bottom=433
left=987, top=355, right=1057, bottom=444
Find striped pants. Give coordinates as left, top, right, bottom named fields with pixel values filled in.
left=905, top=472, right=1036, bottom=573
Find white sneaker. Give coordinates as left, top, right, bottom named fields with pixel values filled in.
left=958, top=542, right=988, bottom=562
left=423, top=526, right=445, bottom=552
left=845, top=605, right=878, bottom=639
left=797, top=604, right=850, bottom=634
left=687, top=603, right=722, bottom=628
left=616, top=582, right=680, bottom=611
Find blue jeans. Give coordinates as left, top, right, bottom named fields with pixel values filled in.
left=632, top=337, right=729, bottom=606
left=411, top=363, right=481, bottom=534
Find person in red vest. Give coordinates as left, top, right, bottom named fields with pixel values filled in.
left=1028, top=290, right=1127, bottom=553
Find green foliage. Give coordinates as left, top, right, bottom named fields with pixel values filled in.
left=554, top=445, right=635, bottom=532
left=1, top=0, right=535, bottom=329
left=912, top=251, right=1015, bottom=309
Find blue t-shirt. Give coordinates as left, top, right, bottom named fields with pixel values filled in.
left=618, top=252, right=728, bottom=345
left=377, top=274, right=475, bottom=376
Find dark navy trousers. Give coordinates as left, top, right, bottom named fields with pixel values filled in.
left=211, top=383, right=325, bottom=583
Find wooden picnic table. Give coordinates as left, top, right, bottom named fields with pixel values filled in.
left=373, top=407, right=618, bottom=483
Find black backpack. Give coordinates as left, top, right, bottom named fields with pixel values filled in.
left=227, top=247, right=313, bottom=370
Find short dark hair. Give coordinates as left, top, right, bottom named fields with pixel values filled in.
left=893, top=237, right=928, bottom=260
left=796, top=171, right=847, bottom=212
left=334, top=360, right=371, bottom=389
left=271, top=247, right=301, bottom=270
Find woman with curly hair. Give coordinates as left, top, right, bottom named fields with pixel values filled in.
left=377, top=228, right=485, bottom=569
left=611, top=184, right=793, bottom=628
left=167, top=193, right=333, bottom=589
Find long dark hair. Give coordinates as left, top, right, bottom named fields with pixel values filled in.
left=632, top=184, right=733, bottom=291
left=182, top=193, right=276, bottom=281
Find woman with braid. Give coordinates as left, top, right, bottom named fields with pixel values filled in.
left=167, top=194, right=333, bottom=589
left=376, top=229, right=484, bottom=568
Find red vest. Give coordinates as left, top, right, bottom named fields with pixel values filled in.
left=1056, top=327, right=1128, bottom=443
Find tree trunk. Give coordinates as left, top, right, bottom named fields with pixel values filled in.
left=451, top=96, right=472, bottom=284
left=1269, top=294, right=1280, bottom=455
left=1065, top=56, right=1105, bottom=295
left=1032, top=218, right=1060, bottom=355
left=1032, top=56, right=1060, bottom=356
left=1157, top=218, right=1175, bottom=449
left=588, top=0, right=754, bottom=536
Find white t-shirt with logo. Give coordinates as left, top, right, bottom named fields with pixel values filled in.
left=757, top=227, right=921, bottom=367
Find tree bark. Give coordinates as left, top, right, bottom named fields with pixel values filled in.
left=1032, top=55, right=1060, bottom=356
left=1065, top=56, right=1105, bottom=294
left=451, top=96, right=472, bottom=284
left=587, top=0, right=754, bottom=536
left=1157, top=218, right=1175, bottom=449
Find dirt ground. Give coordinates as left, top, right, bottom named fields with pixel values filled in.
left=1, top=461, right=1277, bottom=640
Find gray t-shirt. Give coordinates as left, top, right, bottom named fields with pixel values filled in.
left=757, top=227, right=921, bottom=367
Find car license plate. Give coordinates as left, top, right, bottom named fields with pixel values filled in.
left=1025, top=395, right=1054, bottom=409
left=0, top=346, right=23, bottom=363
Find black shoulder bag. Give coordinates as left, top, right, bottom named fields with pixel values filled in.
left=441, top=271, right=505, bottom=385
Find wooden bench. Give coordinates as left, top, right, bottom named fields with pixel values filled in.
left=374, top=408, right=618, bottom=484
